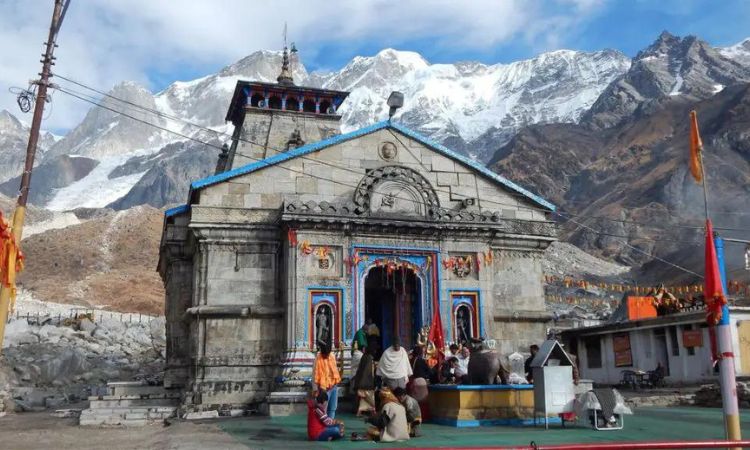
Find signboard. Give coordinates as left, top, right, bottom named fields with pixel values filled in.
left=627, top=296, right=657, bottom=320
left=613, top=333, right=633, bottom=367
left=682, top=329, right=703, bottom=348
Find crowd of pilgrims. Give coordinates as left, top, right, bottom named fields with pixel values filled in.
left=307, top=319, right=517, bottom=442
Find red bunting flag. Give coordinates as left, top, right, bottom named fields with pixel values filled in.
left=428, top=304, right=445, bottom=367
left=704, top=219, right=727, bottom=363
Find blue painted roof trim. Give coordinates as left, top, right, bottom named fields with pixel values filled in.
left=389, top=122, right=556, bottom=211
left=164, top=204, right=190, bottom=218
left=189, top=120, right=555, bottom=211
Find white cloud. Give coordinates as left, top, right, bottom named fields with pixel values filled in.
left=0, top=0, right=603, bottom=131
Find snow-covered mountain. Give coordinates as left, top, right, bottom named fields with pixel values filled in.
left=0, top=110, right=57, bottom=183
left=584, top=32, right=750, bottom=128
left=3, top=32, right=748, bottom=212
left=327, top=48, right=630, bottom=159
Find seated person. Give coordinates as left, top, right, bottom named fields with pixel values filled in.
left=411, top=345, right=433, bottom=381
left=307, top=390, right=344, bottom=441
left=439, top=357, right=459, bottom=384
left=393, top=387, right=422, bottom=437
left=455, top=346, right=470, bottom=383
left=364, top=389, right=410, bottom=442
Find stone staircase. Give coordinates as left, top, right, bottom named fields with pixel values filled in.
left=79, top=381, right=179, bottom=426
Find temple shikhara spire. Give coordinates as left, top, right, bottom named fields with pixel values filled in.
left=277, top=23, right=294, bottom=86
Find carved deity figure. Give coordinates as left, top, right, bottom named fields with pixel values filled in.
left=456, top=307, right=471, bottom=344
left=315, top=305, right=331, bottom=347
left=416, top=325, right=437, bottom=365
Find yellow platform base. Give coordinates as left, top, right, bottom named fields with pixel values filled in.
left=428, top=384, right=552, bottom=427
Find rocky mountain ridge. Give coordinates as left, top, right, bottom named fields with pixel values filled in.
left=2, top=32, right=745, bottom=215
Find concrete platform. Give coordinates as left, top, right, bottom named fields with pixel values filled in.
left=218, top=407, right=750, bottom=449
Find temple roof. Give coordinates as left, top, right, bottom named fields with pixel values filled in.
left=224, top=80, right=350, bottom=124
left=188, top=121, right=555, bottom=211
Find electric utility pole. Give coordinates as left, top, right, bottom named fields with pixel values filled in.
left=0, top=0, right=68, bottom=350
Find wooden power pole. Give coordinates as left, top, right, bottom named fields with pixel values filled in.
left=0, top=0, right=67, bottom=350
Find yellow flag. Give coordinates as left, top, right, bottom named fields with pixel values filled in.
left=689, top=110, right=703, bottom=184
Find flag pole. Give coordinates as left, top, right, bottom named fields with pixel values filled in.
left=693, top=110, right=741, bottom=445
left=714, top=236, right=741, bottom=445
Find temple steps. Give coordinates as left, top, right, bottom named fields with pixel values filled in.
left=79, top=382, right=178, bottom=426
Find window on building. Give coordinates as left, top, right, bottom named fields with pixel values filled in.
left=268, top=95, right=282, bottom=110
left=319, top=99, right=332, bottom=114
left=303, top=98, right=316, bottom=113
left=250, top=93, right=264, bottom=107
left=684, top=325, right=696, bottom=356
left=286, top=97, right=300, bottom=111
left=585, top=337, right=602, bottom=368
left=669, top=326, right=680, bottom=356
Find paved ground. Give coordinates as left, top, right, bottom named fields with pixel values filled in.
left=0, top=407, right=748, bottom=449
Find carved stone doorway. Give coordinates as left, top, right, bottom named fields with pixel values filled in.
left=364, top=265, right=421, bottom=358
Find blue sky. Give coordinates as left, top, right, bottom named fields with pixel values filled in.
left=301, top=0, right=750, bottom=72
left=1, top=0, right=748, bottom=131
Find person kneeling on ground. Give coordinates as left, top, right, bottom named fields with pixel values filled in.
left=364, top=388, right=410, bottom=442
left=393, top=387, right=422, bottom=437
left=307, top=390, right=344, bottom=441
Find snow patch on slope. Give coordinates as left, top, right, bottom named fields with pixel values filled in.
left=23, top=212, right=80, bottom=239
left=46, top=149, right=158, bottom=211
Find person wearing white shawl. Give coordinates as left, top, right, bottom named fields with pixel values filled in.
left=376, top=337, right=412, bottom=389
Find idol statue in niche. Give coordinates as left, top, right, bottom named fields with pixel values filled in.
left=455, top=306, right=472, bottom=345
left=315, top=304, right=333, bottom=348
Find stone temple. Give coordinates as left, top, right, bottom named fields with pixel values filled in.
left=158, top=47, right=557, bottom=411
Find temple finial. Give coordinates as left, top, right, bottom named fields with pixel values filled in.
left=277, top=23, right=294, bottom=86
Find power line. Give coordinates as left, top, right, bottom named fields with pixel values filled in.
left=54, top=74, right=750, bottom=231
left=557, top=210, right=750, bottom=234
left=561, top=196, right=750, bottom=217
left=52, top=78, right=548, bottom=214
left=52, top=77, right=740, bottom=275
left=555, top=211, right=703, bottom=278
left=55, top=85, right=550, bottom=219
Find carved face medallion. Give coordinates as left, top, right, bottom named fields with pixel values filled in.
left=379, top=142, right=398, bottom=161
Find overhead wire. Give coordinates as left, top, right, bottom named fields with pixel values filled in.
left=56, top=83, right=552, bottom=219
left=51, top=77, right=547, bottom=214
left=557, top=210, right=750, bottom=234
left=555, top=211, right=704, bottom=278
left=51, top=76, right=744, bottom=275
left=52, top=74, right=750, bottom=232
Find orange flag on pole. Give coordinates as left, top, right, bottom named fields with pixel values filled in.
left=689, top=110, right=703, bottom=184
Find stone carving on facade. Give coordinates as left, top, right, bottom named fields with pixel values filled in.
left=378, top=141, right=398, bottom=161
left=443, top=254, right=475, bottom=278
left=353, top=165, right=440, bottom=218
left=281, top=200, right=556, bottom=237
left=285, top=128, right=305, bottom=150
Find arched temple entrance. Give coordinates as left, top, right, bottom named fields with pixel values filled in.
left=364, top=265, right=422, bottom=357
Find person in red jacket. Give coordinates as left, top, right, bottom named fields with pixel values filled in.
left=307, top=390, right=344, bottom=441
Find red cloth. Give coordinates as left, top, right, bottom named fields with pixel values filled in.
left=428, top=301, right=446, bottom=367
left=704, top=219, right=727, bottom=363
left=307, top=400, right=326, bottom=440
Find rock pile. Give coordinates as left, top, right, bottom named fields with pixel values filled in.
left=694, top=382, right=750, bottom=408
left=0, top=300, right=165, bottom=413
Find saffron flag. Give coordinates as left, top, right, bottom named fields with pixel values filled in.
left=704, top=219, right=727, bottom=363
left=0, top=211, right=24, bottom=313
left=427, top=303, right=446, bottom=367
left=689, top=110, right=703, bottom=184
